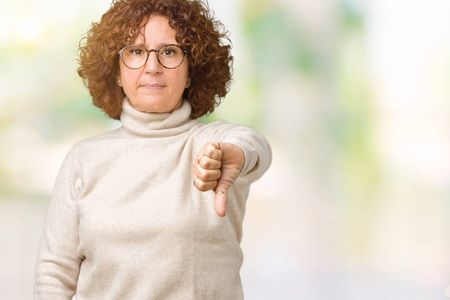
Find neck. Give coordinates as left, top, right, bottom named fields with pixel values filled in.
left=119, top=97, right=195, bottom=138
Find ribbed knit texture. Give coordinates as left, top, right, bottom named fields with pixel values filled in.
left=35, top=98, right=271, bottom=300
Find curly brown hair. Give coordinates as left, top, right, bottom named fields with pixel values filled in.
left=77, top=0, right=233, bottom=119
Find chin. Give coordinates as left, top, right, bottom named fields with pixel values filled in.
left=132, top=100, right=181, bottom=114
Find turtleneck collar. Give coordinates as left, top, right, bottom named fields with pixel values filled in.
left=119, top=97, right=196, bottom=137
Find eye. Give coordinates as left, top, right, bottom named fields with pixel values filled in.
left=160, top=46, right=180, bottom=56
left=126, top=46, right=146, bottom=56
left=164, top=49, right=175, bottom=56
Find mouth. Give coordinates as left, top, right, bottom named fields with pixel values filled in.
left=139, top=83, right=166, bottom=90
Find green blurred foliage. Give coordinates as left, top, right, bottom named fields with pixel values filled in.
left=242, top=4, right=316, bottom=76
left=335, top=0, right=381, bottom=253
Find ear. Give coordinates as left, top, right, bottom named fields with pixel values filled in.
left=116, top=73, right=123, bottom=87
left=186, top=78, right=191, bottom=88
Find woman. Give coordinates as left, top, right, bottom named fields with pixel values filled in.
left=34, top=0, right=271, bottom=299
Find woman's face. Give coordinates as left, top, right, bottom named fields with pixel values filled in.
left=118, top=15, right=189, bottom=114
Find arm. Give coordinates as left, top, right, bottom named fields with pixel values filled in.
left=35, top=148, right=82, bottom=299
left=217, top=124, right=272, bottom=182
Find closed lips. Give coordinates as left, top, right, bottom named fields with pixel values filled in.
left=140, top=83, right=165, bottom=88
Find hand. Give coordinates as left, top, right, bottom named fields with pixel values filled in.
left=193, top=142, right=245, bottom=217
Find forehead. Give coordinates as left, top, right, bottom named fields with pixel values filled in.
left=134, top=15, right=178, bottom=45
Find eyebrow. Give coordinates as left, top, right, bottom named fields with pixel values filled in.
left=133, top=42, right=179, bottom=49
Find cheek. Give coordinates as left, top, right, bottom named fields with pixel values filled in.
left=119, top=70, right=139, bottom=92
left=118, top=62, right=126, bottom=82
left=172, top=66, right=189, bottom=90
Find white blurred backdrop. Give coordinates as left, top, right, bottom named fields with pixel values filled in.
left=1, top=0, right=449, bottom=299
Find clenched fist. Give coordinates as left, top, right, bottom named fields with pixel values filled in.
left=193, top=142, right=245, bottom=217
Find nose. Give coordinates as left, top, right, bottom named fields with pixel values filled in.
left=144, top=50, right=162, bottom=74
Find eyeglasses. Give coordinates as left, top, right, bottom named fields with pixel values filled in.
left=118, top=44, right=188, bottom=70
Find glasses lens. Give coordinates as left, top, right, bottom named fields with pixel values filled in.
left=158, top=45, right=184, bottom=69
left=122, top=45, right=147, bottom=69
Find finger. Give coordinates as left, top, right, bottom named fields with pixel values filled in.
left=194, top=168, right=221, bottom=182
left=200, top=143, right=222, bottom=161
left=193, top=177, right=218, bottom=192
left=198, top=155, right=222, bottom=170
left=212, top=168, right=237, bottom=217
left=195, top=152, right=222, bottom=169
left=214, top=191, right=227, bottom=217
left=193, top=156, right=221, bottom=180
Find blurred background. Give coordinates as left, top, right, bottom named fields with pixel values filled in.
left=1, top=0, right=449, bottom=299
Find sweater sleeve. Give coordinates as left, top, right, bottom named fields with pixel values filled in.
left=34, top=147, right=82, bottom=299
left=205, top=122, right=272, bottom=183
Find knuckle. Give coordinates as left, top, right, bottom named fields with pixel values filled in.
left=205, top=142, right=213, bottom=150
left=200, top=158, right=208, bottom=168
left=196, top=180, right=206, bottom=190
left=199, top=168, right=208, bottom=180
left=198, top=181, right=210, bottom=191
left=206, top=149, right=214, bottom=157
left=203, top=159, right=212, bottom=169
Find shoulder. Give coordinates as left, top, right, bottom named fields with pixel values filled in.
left=58, top=128, right=122, bottom=165
left=195, top=119, right=265, bottom=140
left=72, top=127, right=121, bottom=148
left=194, top=119, right=246, bottom=134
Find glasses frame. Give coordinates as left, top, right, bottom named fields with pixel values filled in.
left=118, top=44, right=188, bottom=70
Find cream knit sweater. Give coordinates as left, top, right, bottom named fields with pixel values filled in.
left=34, top=98, right=272, bottom=300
